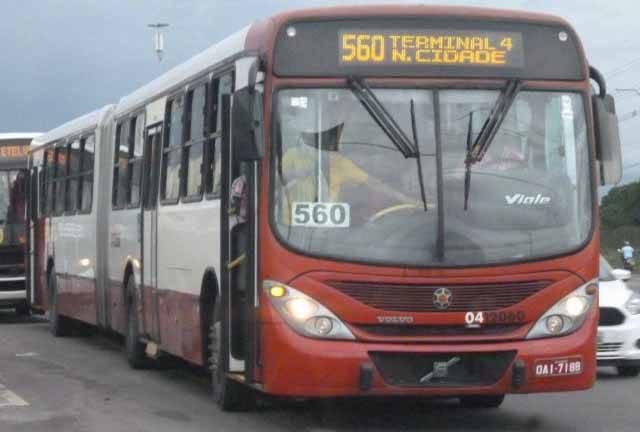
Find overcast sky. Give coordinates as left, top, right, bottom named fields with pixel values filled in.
left=2, top=0, right=639, bottom=183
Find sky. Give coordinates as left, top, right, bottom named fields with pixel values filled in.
left=1, top=0, right=639, bottom=185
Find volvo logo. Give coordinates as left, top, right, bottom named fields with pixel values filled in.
left=433, top=287, right=453, bottom=310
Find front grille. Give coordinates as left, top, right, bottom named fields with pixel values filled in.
left=330, top=280, right=548, bottom=312
left=599, top=308, right=625, bottom=326
left=0, top=247, right=23, bottom=276
left=0, top=280, right=25, bottom=292
left=355, top=324, right=522, bottom=337
left=369, top=351, right=516, bottom=387
left=598, top=342, right=623, bottom=353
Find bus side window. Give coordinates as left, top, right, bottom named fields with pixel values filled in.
left=54, top=145, right=68, bottom=216
left=113, top=120, right=131, bottom=209
left=66, top=139, right=81, bottom=213
left=40, top=152, right=48, bottom=216
left=128, top=113, right=144, bottom=207
left=80, top=135, right=95, bottom=213
left=161, top=96, right=184, bottom=203
left=45, top=148, right=55, bottom=215
left=205, top=73, right=232, bottom=198
left=184, top=84, right=207, bottom=199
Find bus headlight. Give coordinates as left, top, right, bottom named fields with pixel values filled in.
left=264, top=280, right=355, bottom=340
left=526, top=280, right=597, bottom=339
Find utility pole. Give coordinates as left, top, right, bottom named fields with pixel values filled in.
left=148, top=23, right=169, bottom=61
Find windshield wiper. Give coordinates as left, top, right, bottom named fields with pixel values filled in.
left=410, top=99, right=428, bottom=212
left=347, top=77, right=415, bottom=158
left=464, top=79, right=521, bottom=210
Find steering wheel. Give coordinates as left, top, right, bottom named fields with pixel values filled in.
left=368, top=203, right=421, bottom=224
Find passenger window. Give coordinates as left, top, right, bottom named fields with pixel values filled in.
left=80, top=135, right=95, bottom=213
left=205, top=73, right=233, bottom=198
left=185, top=85, right=207, bottom=198
left=161, top=96, right=184, bottom=202
left=45, top=149, right=55, bottom=215
left=113, top=121, right=131, bottom=209
left=128, top=113, right=145, bottom=207
left=54, top=146, right=67, bottom=215
left=66, top=139, right=81, bottom=213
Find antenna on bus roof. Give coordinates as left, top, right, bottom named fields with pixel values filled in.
left=148, top=23, right=169, bottom=61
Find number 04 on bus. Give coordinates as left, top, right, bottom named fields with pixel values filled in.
left=27, top=5, right=622, bottom=411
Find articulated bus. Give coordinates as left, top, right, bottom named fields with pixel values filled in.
left=0, top=133, right=39, bottom=314
left=28, top=6, right=622, bottom=410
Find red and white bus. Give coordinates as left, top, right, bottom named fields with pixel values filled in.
left=0, top=133, right=39, bottom=315
left=29, top=6, right=622, bottom=410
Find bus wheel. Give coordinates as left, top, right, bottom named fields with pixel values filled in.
left=15, top=301, right=30, bottom=316
left=48, top=270, right=72, bottom=337
left=125, top=277, right=150, bottom=369
left=459, top=394, right=505, bottom=408
left=617, top=366, right=640, bottom=377
left=209, top=301, right=255, bottom=411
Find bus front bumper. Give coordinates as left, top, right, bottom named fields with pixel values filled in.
left=259, top=310, right=597, bottom=397
left=0, top=276, right=26, bottom=307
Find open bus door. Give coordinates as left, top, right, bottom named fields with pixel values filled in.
left=219, top=58, right=263, bottom=389
left=140, top=123, right=163, bottom=343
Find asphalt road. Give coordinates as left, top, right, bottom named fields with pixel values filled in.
left=1, top=279, right=640, bottom=432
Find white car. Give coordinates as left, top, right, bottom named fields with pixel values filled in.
left=597, top=256, right=640, bottom=376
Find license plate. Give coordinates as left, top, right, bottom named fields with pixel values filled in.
left=535, top=357, right=583, bottom=377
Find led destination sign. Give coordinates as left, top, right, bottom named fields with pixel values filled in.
left=0, top=143, right=29, bottom=159
left=273, top=19, right=585, bottom=80
left=339, top=30, right=524, bottom=68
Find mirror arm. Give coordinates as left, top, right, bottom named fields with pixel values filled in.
left=247, top=57, right=264, bottom=93
left=589, top=66, right=607, bottom=98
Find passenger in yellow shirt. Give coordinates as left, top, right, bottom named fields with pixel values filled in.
left=279, top=121, right=413, bottom=225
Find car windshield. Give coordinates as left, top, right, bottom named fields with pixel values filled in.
left=599, top=256, right=616, bottom=282
left=0, top=170, right=26, bottom=246
left=272, top=88, right=592, bottom=266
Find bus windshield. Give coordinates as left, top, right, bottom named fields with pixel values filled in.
left=0, top=170, right=27, bottom=246
left=272, top=87, right=592, bottom=267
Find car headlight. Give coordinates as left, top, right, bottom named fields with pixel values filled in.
left=526, top=280, right=597, bottom=339
left=264, top=280, right=355, bottom=340
left=625, top=293, right=640, bottom=315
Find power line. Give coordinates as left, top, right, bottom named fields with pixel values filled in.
left=606, top=57, right=640, bottom=79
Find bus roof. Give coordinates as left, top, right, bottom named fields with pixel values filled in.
left=114, top=26, right=251, bottom=117
left=0, top=133, right=41, bottom=141
left=31, top=105, right=114, bottom=149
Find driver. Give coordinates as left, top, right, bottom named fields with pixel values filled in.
left=278, top=92, right=412, bottom=224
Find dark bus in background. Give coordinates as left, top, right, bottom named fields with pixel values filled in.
left=0, top=133, right=39, bottom=314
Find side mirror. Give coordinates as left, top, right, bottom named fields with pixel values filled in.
left=591, top=67, right=622, bottom=185
left=232, top=87, right=264, bottom=161
left=232, top=57, right=264, bottom=161
left=612, top=268, right=631, bottom=281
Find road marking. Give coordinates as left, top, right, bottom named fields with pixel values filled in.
left=15, top=352, right=39, bottom=358
left=0, top=384, right=29, bottom=407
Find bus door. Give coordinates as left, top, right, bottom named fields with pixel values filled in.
left=28, top=167, right=38, bottom=306
left=220, top=92, right=259, bottom=381
left=140, top=124, right=162, bottom=342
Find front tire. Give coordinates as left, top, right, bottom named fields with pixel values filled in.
left=125, top=277, right=150, bottom=369
left=48, top=270, right=72, bottom=337
left=617, top=366, right=640, bottom=377
left=460, top=394, right=505, bottom=408
left=210, top=301, right=255, bottom=411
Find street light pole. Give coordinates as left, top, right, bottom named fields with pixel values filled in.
left=148, top=23, right=169, bottom=61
